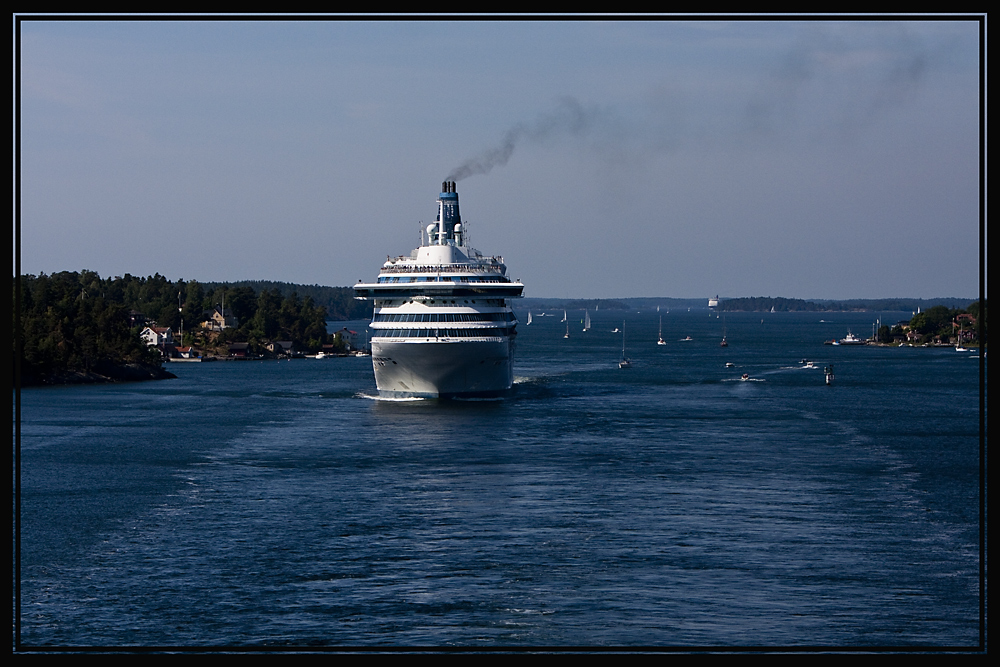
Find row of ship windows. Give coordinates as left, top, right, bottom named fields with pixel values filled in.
left=376, top=276, right=507, bottom=284
left=372, top=328, right=514, bottom=339
left=373, top=312, right=515, bottom=323
left=375, top=299, right=507, bottom=308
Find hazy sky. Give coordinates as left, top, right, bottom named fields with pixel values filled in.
left=17, top=17, right=982, bottom=299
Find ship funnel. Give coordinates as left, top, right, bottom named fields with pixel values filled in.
left=436, top=181, right=461, bottom=245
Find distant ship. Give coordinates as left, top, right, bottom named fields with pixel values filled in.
left=837, top=331, right=866, bottom=346
left=354, top=181, right=524, bottom=397
left=708, top=295, right=719, bottom=309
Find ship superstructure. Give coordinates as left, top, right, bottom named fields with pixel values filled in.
left=353, top=181, right=524, bottom=397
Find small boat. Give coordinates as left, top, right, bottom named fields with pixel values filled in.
left=561, top=310, right=567, bottom=323
left=720, top=315, right=728, bottom=347
left=583, top=310, right=591, bottom=332
left=680, top=336, right=693, bottom=342
left=657, top=316, right=667, bottom=346
left=741, top=373, right=750, bottom=381
left=527, top=311, right=533, bottom=326
left=564, top=323, right=570, bottom=339
left=726, top=362, right=735, bottom=368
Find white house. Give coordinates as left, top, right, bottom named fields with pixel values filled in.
left=140, top=326, right=174, bottom=347
left=336, top=327, right=359, bottom=351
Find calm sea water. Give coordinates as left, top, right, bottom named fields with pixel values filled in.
left=16, top=310, right=982, bottom=648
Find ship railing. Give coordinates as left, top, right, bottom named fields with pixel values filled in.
left=379, top=263, right=504, bottom=274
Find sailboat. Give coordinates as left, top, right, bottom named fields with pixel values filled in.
left=583, top=310, right=591, bottom=332
left=561, top=309, right=567, bottom=323
left=955, top=319, right=968, bottom=352
left=619, top=320, right=632, bottom=368
left=564, top=322, right=570, bottom=339
left=657, top=315, right=666, bottom=345
left=720, top=315, right=728, bottom=347
left=526, top=311, right=532, bottom=325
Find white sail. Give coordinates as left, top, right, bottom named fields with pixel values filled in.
left=583, top=310, right=591, bottom=331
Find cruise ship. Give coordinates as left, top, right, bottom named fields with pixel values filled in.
left=353, top=181, right=524, bottom=398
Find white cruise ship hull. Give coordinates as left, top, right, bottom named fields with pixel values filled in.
left=372, top=338, right=513, bottom=398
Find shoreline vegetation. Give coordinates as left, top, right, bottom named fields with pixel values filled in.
left=13, top=271, right=983, bottom=387
left=13, top=271, right=368, bottom=387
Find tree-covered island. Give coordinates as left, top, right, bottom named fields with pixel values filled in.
left=875, top=302, right=984, bottom=347
left=14, top=271, right=369, bottom=386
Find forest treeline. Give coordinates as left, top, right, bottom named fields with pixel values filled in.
left=14, top=271, right=368, bottom=385
left=879, top=302, right=985, bottom=345
left=718, top=296, right=978, bottom=312
left=15, top=271, right=167, bottom=384
left=199, top=279, right=370, bottom=321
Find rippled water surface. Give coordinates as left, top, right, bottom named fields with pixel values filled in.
left=16, top=311, right=982, bottom=647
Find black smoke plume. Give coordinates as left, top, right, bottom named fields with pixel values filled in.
left=446, top=97, right=598, bottom=182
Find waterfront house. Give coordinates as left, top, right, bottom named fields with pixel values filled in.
left=227, top=342, right=250, bottom=358
left=267, top=341, right=296, bottom=357
left=140, top=326, right=174, bottom=347
left=203, top=306, right=239, bottom=332
left=336, top=328, right=360, bottom=352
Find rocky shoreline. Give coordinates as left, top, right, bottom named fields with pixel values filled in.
left=17, top=363, right=177, bottom=387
